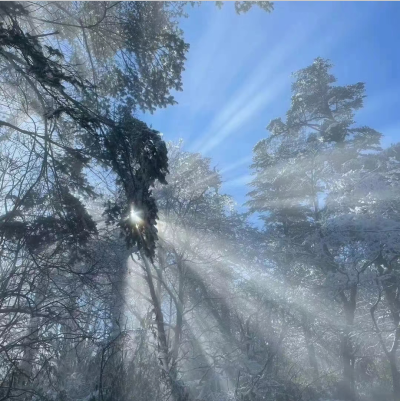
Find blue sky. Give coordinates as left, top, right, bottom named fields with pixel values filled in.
left=140, top=1, right=400, bottom=214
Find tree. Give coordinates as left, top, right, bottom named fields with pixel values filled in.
left=125, top=142, right=238, bottom=400
left=247, top=57, right=382, bottom=401
left=325, top=143, right=400, bottom=401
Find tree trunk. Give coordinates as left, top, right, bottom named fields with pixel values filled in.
left=19, top=277, right=47, bottom=387
left=301, top=313, right=319, bottom=381
left=141, top=251, right=189, bottom=401
left=376, top=258, right=400, bottom=401
left=21, top=314, right=40, bottom=382
left=390, top=354, right=400, bottom=401
left=106, top=254, right=128, bottom=400
left=172, top=257, right=184, bottom=367
left=339, top=286, right=357, bottom=401
left=341, top=332, right=355, bottom=401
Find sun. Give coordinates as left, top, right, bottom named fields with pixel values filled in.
left=129, top=206, right=143, bottom=226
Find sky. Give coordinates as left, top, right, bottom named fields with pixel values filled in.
left=140, top=1, right=400, bottom=215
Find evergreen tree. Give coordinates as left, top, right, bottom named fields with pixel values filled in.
left=247, top=58, right=382, bottom=401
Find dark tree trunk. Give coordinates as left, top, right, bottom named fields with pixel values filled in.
left=172, top=257, right=184, bottom=366
left=339, top=286, right=357, bottom=401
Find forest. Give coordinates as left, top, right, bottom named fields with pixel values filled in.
left=0, top=2, right=399, bottom=401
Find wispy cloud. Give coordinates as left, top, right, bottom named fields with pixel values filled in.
left=187, top=4, right=346, bottom=156
left=222, top=174, right=252, bottom=189
left=218, top=155, right=253, bottom=175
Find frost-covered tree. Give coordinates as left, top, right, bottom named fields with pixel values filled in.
left=247, top=58, right=385, bottom=401
left=324, top=143, right=400, bottom=400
